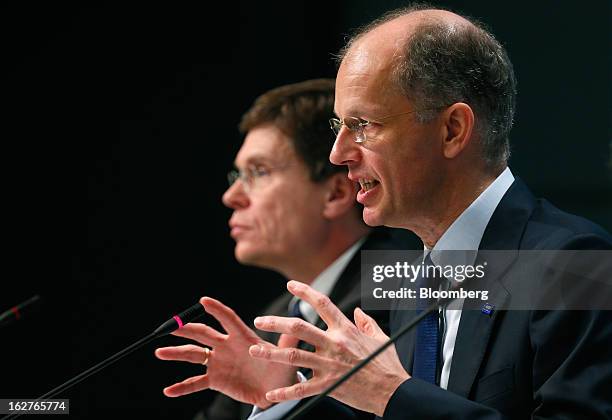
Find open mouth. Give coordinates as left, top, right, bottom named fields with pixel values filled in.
left=359, top=178, right=380, bottom=192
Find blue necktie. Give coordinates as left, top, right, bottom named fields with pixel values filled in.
left=288, top=300, right=305, bottom=320
left=412, top=253, right=441, bottom=384
left=288, top=300, right=312, bottom=377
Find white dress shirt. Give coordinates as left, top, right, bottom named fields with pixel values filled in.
left=290, top=237, right=365, bottom=324
left=429, top=167, right=514, bottom=389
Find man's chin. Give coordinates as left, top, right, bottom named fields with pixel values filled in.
left=234, top=245, right=269, bottom=267
left=362, top=206, right=384, bottom=227
left=234, top=249, right=257, bottom=265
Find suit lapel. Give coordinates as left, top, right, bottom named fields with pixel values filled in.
left=257, top=292, right=293, bottom=344
left=390, top=306, right=417, bottom=373
left=321, top=228, right=416, bottom=332
left=445, top=260, right=511, bottom=396
left=446, top=178, right=536, bottom=397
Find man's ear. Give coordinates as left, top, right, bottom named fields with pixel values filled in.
left=440, top=102, right=474, bottom=159
left=322, top=173, right=359, bottom=220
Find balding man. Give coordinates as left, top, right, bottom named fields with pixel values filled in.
left=249, top=6, right=612, bottom=419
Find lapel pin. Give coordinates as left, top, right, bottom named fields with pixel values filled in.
left=481, top=303, right=495, bottom=316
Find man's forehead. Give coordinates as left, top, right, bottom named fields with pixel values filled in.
left=234, top=125, right=294, bottom=166
left=335, top=10, right=472, bottom=117
left=334, top=25, right=407, bottom=117
left=334, top=52, right=403, bottom=117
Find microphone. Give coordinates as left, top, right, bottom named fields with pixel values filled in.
left=152, top=302, right=206, bottom=337
left=1, top=302, right=205, bottom=420
left=0, top=295, right=42, bottom=328
left=284, top=292, right=459, bottom=419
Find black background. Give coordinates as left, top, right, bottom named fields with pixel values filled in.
left=2, top=2, right=610, bottom=419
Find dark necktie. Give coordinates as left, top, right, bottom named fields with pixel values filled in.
left=288, top=299, right=313, bottom=377
left=412, top=253, right=441, bottom=384
left=288, top=300, right=305, bottom=320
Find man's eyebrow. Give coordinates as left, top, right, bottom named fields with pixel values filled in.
left=334, top=108, right=376, bottom=119
left=336, top=103, right=390, bottom=119
left=233, top=155, right=275, bottom=168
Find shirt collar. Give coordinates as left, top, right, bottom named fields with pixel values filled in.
left=289, top=237, right=366, bottom=324
left=429, top=167, right=515, bottom=267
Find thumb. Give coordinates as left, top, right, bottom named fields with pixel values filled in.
left=354, top=307, right=386, bottom=338
left=277, top=333, right=300, bottom=349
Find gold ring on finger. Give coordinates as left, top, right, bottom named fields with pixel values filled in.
left=201, top=347, right=211, bottom=365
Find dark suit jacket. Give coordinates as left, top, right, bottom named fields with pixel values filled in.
left=196, top=227, right=421, bottom=420
left=385, top=178, right=612, bottom=419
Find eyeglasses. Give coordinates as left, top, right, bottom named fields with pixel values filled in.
left=227, top=164, right=289, bottom=193
left=329, top=109, right=428, bottom=143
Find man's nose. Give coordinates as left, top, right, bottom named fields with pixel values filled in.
left=222, top=181, right=249, bottom=209
left=330, top=128, right=360, bottom=166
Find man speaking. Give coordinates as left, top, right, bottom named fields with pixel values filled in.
left=248, top=6, right=612, bottom=419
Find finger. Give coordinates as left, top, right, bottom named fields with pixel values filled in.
left=249, top=344, right=328, bottom=370
left=254, top=316, right=328, bottom=348
left=354, top=307, right=387, bottom=339
left=265, top=380, right=322, bottom=402
left=277, top=333, right=300, bottom=349
left=163, top=374, right=210, bottom=397
left=201, top=296, right=255, bottom=337
left=155, top=344, right=211, bottom=365
left=286, top=281, right=348, bottom=328
left=172, top=322, right=226, bottom=347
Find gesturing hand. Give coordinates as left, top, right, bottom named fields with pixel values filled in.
left=249, top=280, right=410, bottom=416
left=155, top=297, right=299, bottom=409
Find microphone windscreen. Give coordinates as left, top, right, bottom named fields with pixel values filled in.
left=152, top=302, right=205, bottom=337
left=177, top=302, right=206, bottom=324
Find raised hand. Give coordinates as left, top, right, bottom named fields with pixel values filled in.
left=249, top=280, right=409, bottom=416
left=155, top=296, right=299, bottom=409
